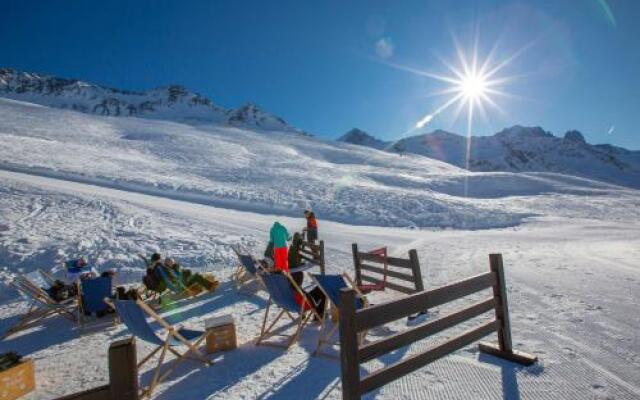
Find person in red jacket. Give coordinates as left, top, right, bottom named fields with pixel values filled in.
left=303, top=210, right=318, bottom=244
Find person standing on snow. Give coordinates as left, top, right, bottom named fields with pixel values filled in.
left=303, top=210, right=318, bottom=244
left=269, top=221, right=291, bottom=271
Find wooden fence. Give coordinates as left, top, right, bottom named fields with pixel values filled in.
left=55, top=338, right=138, bottom=400
left=352, top=244, right=424, bottom=295
left=299, top=239, right=325, bottom=274
left=338, top=253, right=537, bottom=400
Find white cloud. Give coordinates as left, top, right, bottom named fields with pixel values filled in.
left=375, top=37, right=394, bottom=59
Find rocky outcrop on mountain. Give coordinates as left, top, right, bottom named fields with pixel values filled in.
left=337, top=128, right=388, bottom=149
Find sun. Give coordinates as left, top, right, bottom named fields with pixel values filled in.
left=380, top=35, right=522, bottom=131
left=459, top=73, right=488, bottom=100
left=377, top=33, right=528, bottom=196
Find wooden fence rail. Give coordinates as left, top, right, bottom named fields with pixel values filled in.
left=339, top=253, right=537, bottom=400
left=299, top=239, right=325, bottom=274
left=352, top=244, right=424, bottom=295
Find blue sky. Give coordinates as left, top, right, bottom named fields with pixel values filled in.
left=1, top=0, right=638, bottom=149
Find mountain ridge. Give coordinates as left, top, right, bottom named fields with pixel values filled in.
left=338, top=126, right=640, bottom=188
left=0, top=67, right=303, bottom=134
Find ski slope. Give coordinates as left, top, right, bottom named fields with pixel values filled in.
left=2, top=97, right=638, bottom=230
left=0, top=170, right=639, bottom=400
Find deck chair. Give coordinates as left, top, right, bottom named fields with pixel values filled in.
left=256, top=272, right=323, bottom=349
left=231, top=247, right=266, bottom=293
left=2, top=271, right=77, bottom=339
left=155, top=267, right=202, bottom=303
left=37, top=269, right=58, bottom=287
left=109, top=299, right=211, bottom=398
left=310, top=273, right=368, bottom=357
left=77, top=276, right=114, bottom=330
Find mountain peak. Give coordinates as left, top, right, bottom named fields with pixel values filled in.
left=338, top=128, right=387, bottom=149
left=425, top=129, right=460, bottom=138
left=564, top=130, right=586, bottom=144
left=495, top=125, right=553, bottom=139
left=227, top=102, right=301, bottom=133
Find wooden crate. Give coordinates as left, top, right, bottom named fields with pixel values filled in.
left=205, top=315, right=237, bottom=354
left=0, top=358, right=35, bottom=400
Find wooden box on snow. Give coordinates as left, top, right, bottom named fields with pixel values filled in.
left=0, top=358, right=35, bottom=400
left=205, top=315, right=237, bottom=353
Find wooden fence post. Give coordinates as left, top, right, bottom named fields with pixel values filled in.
left=352, top=243, right=362, bottom=287
left=319, top=240, right=326, bottom=275
left=490, top=253, right=512, bottom=352
left=408, top=249, right=424, bottom=293
left=109, top=337, right=139, bottom=400
left=479, top=253, right=537, bottom=365
left=339, top=288, right=360, bottom=400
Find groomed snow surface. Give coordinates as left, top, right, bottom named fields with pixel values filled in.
left=0, top=171, right=639, bottom=400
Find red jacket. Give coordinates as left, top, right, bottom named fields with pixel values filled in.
left=306, top=214, right=318, bottom=229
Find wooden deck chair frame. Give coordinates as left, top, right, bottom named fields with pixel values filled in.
left=311, top=273, right=369, bottom=358
left=256, top=271, right=323, bottom=349
left=230, top=245, right=266, bottom=294
left=37, top=268, right=58, bottom=287
left=2, top=275, right=76, bottom=339
left=105, top=298, right=211, bottom=398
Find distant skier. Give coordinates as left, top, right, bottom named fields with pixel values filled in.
left=269, top=221, right=291, bottom=271
left=303, top=209, right=318, bottom=244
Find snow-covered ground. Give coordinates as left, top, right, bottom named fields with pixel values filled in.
left=0, top=170, right=639, bottom=400
left=1, top=96, right=639, bottom=399
left=3, top=97, right=639, bottom=230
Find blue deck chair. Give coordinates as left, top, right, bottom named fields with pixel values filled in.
left=109, top=299, right=211, bottom=398
left=231, top=247, right=265, bottom=293
left=2, top=272, right=77, bottom=339
left=256, top=272, right=323, bottom=349
left=77, top=276, right=113, bottom=330
left=310, top=273, right=368, bottom=356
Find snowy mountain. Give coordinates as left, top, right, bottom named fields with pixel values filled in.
left=0, top=68, right=300, bottom=132
left=338, top=128, right=388, bottom=149
left=340, top=126, right=640, bottom=188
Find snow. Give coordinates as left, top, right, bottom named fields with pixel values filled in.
left=0, top=94, right=639, bottom=399
left=0, top=170, right=639, bottom=399
left=2, top=98, right=639, bottom=231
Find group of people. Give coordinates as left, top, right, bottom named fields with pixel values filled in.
left=261, top=210, right=325, bottom=317
left=141, top=253, right=219, bottom=295
left=57, top=210, right=319, bottom=309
